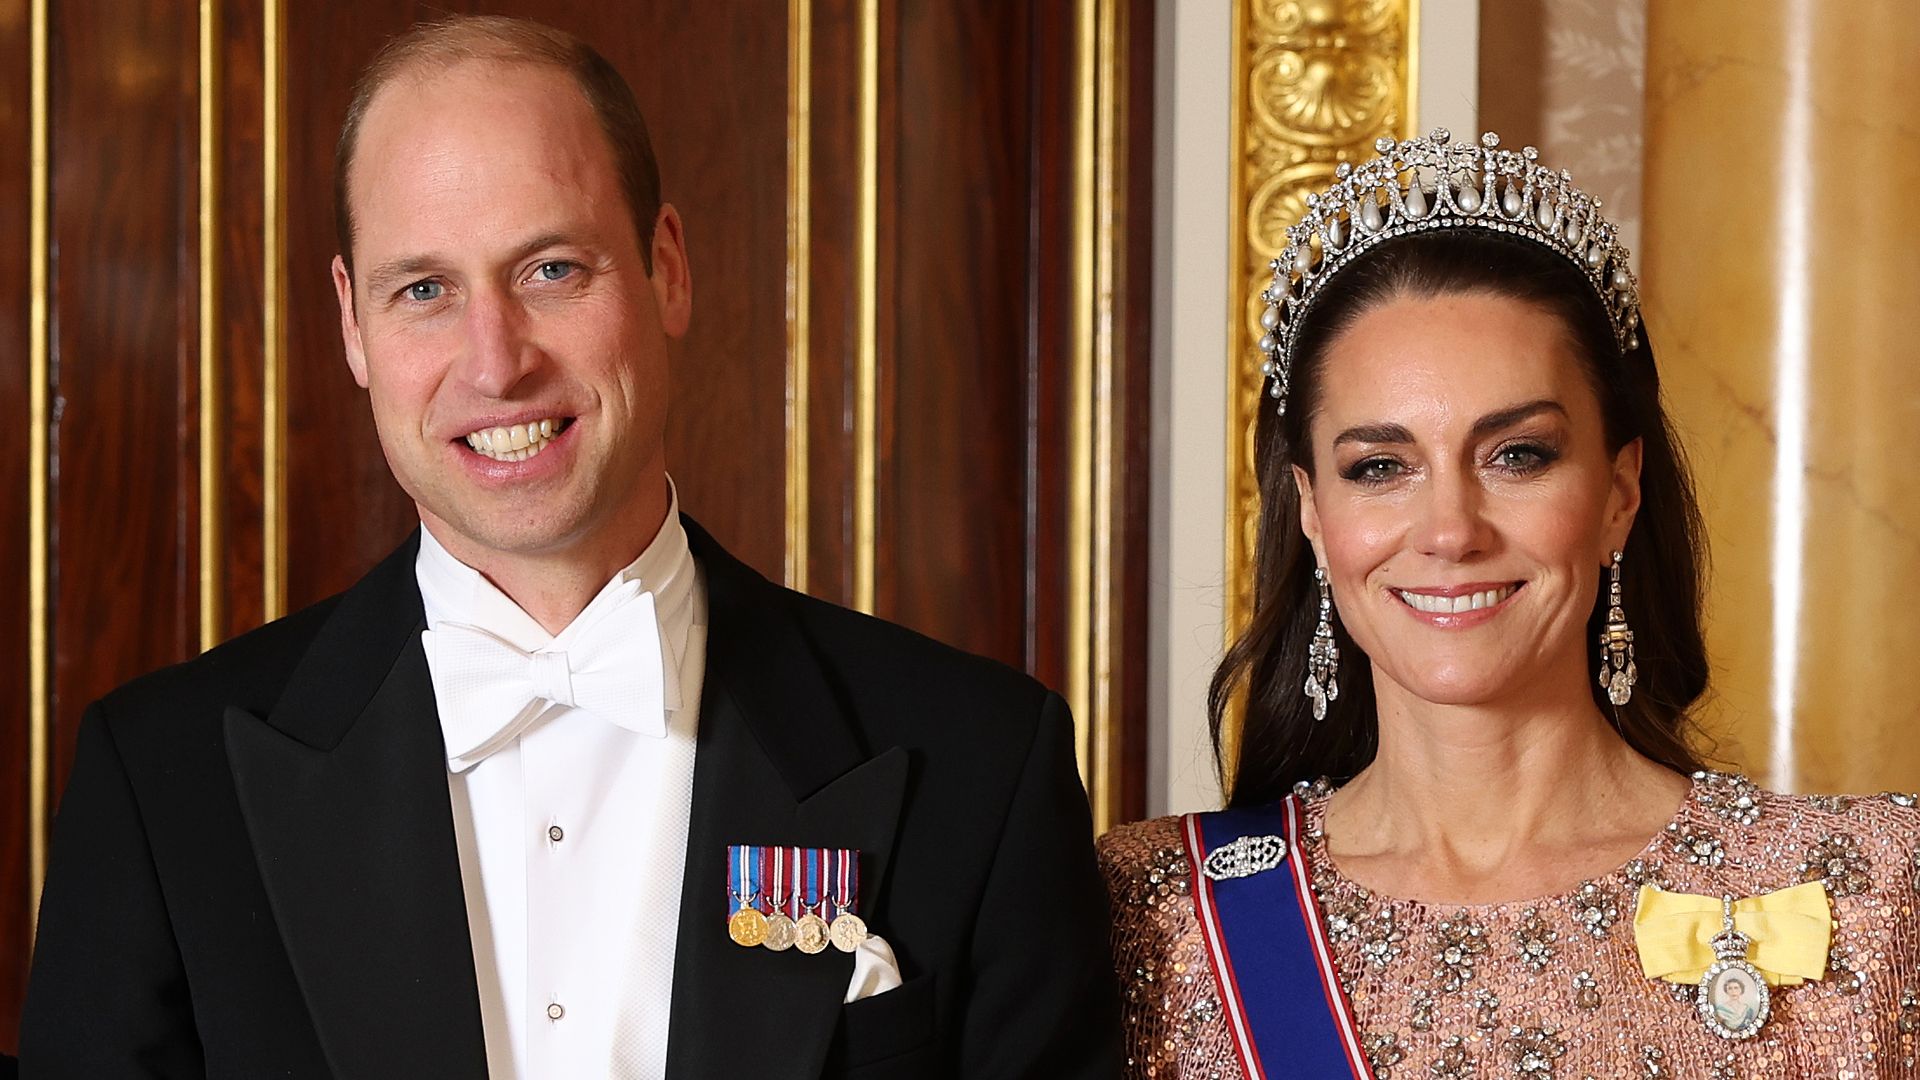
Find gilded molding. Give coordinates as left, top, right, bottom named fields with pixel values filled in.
left=27, top=0, right=51, bottom=928
left=785, top=0, right=814, bottom=593
left=263, top=0, right=288, bottom=621
left=1068, top=0, right=1096, bottom=804
left=1070, top=0, right=1125, bottom=829
left=1221, top=0, right=1415, bottom=774
left=200, top=0, right=224, bottom=651
left=1090, top=0, right=1124, bottom=835
left=852, top=0, right=879, bottom=615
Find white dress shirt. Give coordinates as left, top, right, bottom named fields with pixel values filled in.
left=417, top=489, right=704, bottom=1080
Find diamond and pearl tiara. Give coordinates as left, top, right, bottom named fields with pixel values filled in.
left=1259, top=129, right=1642, bottom=416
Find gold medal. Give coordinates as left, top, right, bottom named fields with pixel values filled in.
left=764, top=913, right=797, bottom=951
left=795, top=912, right=830, bottom=955
left=728, top=907, right=769, bottom=948
left=727, top=845, right=770, bottom=947
left=829, top=912, right=869, bottom=953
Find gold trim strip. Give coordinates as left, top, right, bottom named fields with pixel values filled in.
left=1220, top=0, right=1416, bottom=790
left=1219, top=0, right=1251, bottom=790
left=1067, top=0, right=1097, bottom=788
left=1089, top=0, right=1121, bottom=833
left=785, top=0, right=813, bottom=593
left=852, top=0, right=879, bottom=614
left=199, top=0, right=223, bottom=651
left=27, top=0, right=51, bottom=932
left=263, top=0, right=287, bottom=621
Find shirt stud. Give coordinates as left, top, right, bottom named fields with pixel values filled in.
left=547, top=1002, right=565, bottom=1020
left=548, top=824, right=565, bottom=843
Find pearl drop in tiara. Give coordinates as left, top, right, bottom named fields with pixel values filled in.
left=1259, top=129, right=1642, bottom=415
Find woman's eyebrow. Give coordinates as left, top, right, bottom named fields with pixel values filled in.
left=1470, top=399, right=1566, bottom=439
left=1332, top=422, right=1415, bottom=448
left=1331, top=400, right=1567, bottom=449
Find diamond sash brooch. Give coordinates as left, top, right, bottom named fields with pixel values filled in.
left=1202, top=834, right=1288, bottom=881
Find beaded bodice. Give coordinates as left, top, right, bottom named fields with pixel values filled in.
left=1099, top=774, right=1920, bottom=1078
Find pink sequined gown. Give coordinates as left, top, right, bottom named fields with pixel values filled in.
left=1098, top=773, right=1920, bottom=1078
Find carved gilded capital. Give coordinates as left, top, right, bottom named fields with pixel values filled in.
left=1222, top=0, right=1414, bottom=764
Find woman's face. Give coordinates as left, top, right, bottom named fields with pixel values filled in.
left=1293, top=291, right=1641, bottom=711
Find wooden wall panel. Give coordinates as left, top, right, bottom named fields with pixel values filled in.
left=1115, top=0, right=1155, bottom=826
left=598, top=3, right=793, bottom=577
left=887, top=1, right=1034, bottom=667
left=0, top=0, right=32, bottom=1052
left=214, top=0, right=267, bottom=639
left=2, top=0, right=1153, bottom=1048
left=47, top=0, right=197, bottom=779
left=279, top=2, right=426, bottom=613
left=801, top=0, right=860, bottom=606
left=1024, top=0, right=1078, bottom=693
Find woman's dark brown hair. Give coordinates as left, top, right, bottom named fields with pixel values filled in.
left=1210, top=229, right=1710, bottom=808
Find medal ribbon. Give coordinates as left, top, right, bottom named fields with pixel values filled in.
left=726, top=844, right=763, bottom=920
left=1632, top=881, right=1831, bottom=986
left=728, top=845, right=865, bottom=925
left=832, top=848, right=859, bottom=918
left=1184, top=797, right=1371, bottom=1080
left=805, top=847, right=823, bottom=914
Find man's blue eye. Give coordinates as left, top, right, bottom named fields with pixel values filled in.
left=537, top=261, right=574, bottom=281
left=406, top=281, right=443, bottom=302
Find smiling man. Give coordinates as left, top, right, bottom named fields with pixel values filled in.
left=21, top=16, right=1119, bottom=1079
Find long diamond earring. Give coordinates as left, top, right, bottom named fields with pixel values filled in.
left=1598, top=551, right=1637, bottom=706
left=1305, top=567, right=1340, bottom=720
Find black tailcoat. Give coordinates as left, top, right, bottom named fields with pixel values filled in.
left=21, top=518, right=1121, bottom=1079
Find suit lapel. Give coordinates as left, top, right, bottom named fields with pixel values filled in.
left=664, top=520, right=910, bottom=1079
left=226, top=535, right=488, bottom=1078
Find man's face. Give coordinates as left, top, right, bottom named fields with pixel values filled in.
left=332, top=60, right=690, bottom=562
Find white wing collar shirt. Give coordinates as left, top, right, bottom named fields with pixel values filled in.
left=417, top=481, right=704, bottom=1080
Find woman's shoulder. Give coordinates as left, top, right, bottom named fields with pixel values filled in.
left=1698, top=771, right=1920, bottom=894
left=1098, top=815, right=1243, bottom=1077
left=1096, top=815, right=1191, bottom=890
left=1096, top=815, right=1211, bottom=940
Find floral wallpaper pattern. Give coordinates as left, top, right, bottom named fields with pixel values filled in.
left=1480, top=0, right=1646, bottom=253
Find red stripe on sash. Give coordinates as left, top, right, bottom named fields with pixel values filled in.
left=1282, top=797, right=1369, bottom=1073
left=1184, top=813, right=1267, bottom=1080
left=1184, top=800, right=1373, bottom=1079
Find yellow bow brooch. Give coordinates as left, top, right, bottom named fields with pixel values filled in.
left=1634, top=880, right=1831, bottom=1040
left=1632, top=881, right=1832, bottom=987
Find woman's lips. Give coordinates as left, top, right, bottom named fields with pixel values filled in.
left=1389, top=582, right=1524, bottom=622
left=1391, top=583, right=1520, bottom=615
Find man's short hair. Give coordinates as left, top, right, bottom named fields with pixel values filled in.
left=333, top=15, right=662, bottom=278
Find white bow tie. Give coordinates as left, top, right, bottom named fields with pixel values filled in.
left=424, top=580, right=678, bottom=772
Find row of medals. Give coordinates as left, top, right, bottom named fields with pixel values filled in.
left=730, top=902, right=868, bottom=956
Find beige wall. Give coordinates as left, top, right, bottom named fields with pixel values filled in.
left=1149, top=2, right=1480, bottom=816
left=1645, top=1, right=1920, bottom=793
left=1479, top=0, right=1646, bottom=253
left=1148, top=0, right=1232, bottom=816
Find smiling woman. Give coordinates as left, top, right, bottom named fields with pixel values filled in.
left=1100, top=132, right=1920, bottom=1079
left=1227, top=227, right=1706, bottom=802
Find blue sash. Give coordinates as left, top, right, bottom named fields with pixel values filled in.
left=1182, top=796, right=1369, bottom=1079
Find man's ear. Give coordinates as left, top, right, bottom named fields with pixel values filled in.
left=332, top=255, right=370, bottom=389
left=1293, top=464, right=1328, bottom=567
left=647, top=204, right=692, bottom=338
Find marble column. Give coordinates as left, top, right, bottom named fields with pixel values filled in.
left=1645, top=2, right=1920, bottom=792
